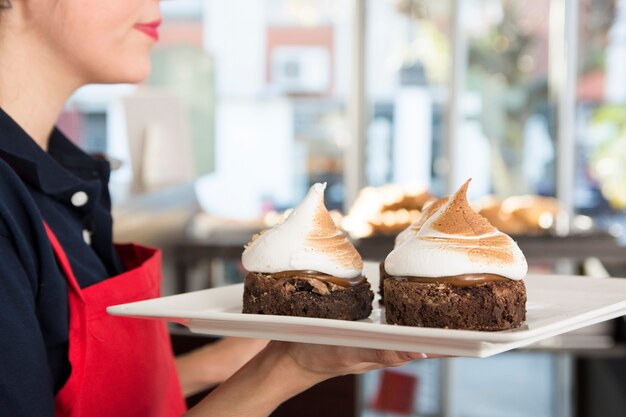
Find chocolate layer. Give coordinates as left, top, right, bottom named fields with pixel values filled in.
left=265, top=270, right=365, bottom=288
left=388, top=273, right=508, bottom=287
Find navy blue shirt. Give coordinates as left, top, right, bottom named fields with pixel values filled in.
left=0, top=107, right=125, bottom=416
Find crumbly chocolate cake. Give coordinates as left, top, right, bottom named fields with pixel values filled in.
left=243, top=272, right=374, bottom=321
left=384, top=278, right=526, bottom=331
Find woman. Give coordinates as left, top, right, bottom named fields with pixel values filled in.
left=0, top=1, right=428, bottom=416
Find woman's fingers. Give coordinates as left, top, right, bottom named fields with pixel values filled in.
left=277, top=342, right=437, bottom=381
left=369, top=349, right=422, bottom=365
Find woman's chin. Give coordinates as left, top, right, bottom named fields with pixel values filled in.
left=116, top=66, right=151, bottom=85
left=92, top=62, right=152, bottom=85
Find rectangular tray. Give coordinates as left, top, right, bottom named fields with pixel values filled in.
left=107, top=262, right=626, bottom=357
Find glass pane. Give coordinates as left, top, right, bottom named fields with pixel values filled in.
left=365, top=0, right=452, bottom=194
left=195, top=0, right=354, bottom=218
left=461, top=0, right=555, bottom=200
left=348, top=0, right=452, bottom=239
left=575, top=0, right=626, bottom=238
left=358, top=0, right=556, bottom=240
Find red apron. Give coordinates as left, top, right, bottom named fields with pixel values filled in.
left=43, top=222, right=187, bottom=417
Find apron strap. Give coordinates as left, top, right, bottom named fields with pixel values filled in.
left=42, top=221, right=85, bottom=302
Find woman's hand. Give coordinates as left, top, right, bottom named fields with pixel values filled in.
left=176, top=337, right=269, bottom=396
left=185, top=341, right=434, bottom=417
left=270, top=341, right=430, bottom=385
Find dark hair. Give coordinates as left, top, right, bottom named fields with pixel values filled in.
left=0, top=0, right=11, bottom=9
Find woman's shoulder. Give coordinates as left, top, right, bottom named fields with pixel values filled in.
left=0, top=158, right=42, bottom=237
left=0, top=158, right=52, bottom=291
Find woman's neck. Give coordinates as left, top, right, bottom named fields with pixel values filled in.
left=0, top=16, right=83, bottom=150
left=0, top=83, right=70, bottom=152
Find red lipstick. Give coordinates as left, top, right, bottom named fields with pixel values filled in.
left=134, top=19, right=161, bottom=41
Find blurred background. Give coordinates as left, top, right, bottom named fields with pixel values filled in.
left=59, top=1, right=626, bottom=416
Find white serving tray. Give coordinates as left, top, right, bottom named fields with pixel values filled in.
left=107, top=262, right=626, bottom=357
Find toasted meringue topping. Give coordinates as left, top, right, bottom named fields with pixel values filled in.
left=242, top=183, right=362, bottom=278
left=385, top=179, right=528, bottom=280
left=429, top=180, right=494, bottom=236
left=394, top=197, right=449, bottom=248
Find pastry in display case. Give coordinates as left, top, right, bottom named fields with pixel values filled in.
left=241, top=183, right=374, bottom=320
left=383, top=180, right=528, bottom=331
left=342, top=184, right=434, bottom=238
left=473, top=194, right=561, bottom=236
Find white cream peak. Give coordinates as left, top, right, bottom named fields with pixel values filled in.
left=242, top=183, right=362, bottom=278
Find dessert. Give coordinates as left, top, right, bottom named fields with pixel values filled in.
left=383, top=180, right=528, bottom=331
left=242, top=183, right=373, bottom=320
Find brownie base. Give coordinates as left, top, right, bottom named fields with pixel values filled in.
left=243, top=272, right=374, bottom=321
left=384, top=278, right=526, bottom=331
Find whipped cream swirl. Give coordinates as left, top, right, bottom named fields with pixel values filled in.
left=242, top=183, right=363, bottom=278
left=385, top=180, right=527, bottom=280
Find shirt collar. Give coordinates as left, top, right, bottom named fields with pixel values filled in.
left=0, top=107, right=108, bottom=210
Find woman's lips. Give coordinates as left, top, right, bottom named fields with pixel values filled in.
left=134, top=19, right=161, bottom=41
